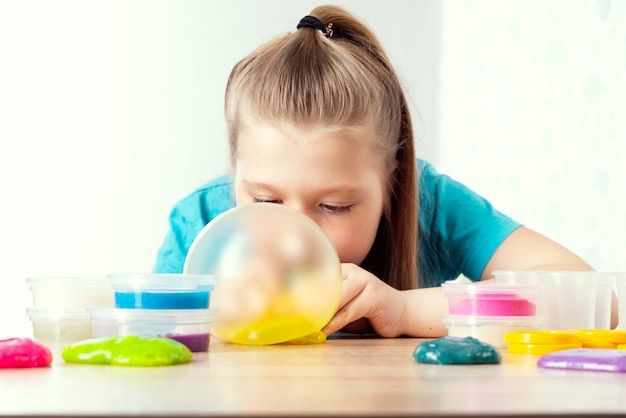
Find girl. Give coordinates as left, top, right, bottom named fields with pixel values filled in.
left=154, top=5, right=605, bottom=337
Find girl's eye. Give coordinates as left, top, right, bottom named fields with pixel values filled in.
left=252, top=197, right=282, bottom=204
left=320, top=204, right=351, bottom=214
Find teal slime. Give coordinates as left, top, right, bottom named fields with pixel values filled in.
left=413, top=336, right=501, bottom=365
left=62, top=336, right=192, bottom=367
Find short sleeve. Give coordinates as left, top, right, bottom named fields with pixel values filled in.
left=152, top=176, right=235, bottom=273
left=417, top=160, right=522, bottom=286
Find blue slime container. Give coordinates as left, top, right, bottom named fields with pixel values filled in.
left=107, top=274, right=217, bottom=309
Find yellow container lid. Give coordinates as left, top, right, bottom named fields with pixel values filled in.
left=504, top=330, right=579, bottom=345
left=581, top=341, right=619, bottom=349
left=507, top=342, right=582, bottom=355
left=575, top=329, right=626, bottom=345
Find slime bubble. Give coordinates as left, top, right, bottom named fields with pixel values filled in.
left=184, top=203, right=342, bottom=345
left=0, top=338, right=52, bottom=368
left=413, top=336, right=501, bottom=365
left=62, top=336, right=192, bottom=367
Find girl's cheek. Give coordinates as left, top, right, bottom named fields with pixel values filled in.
left=327, top=234, right=371, bottom=266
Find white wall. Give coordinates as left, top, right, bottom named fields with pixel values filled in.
left=437, top=0, right=626, bottom=274
left=0, top=0, right=439, bottom=338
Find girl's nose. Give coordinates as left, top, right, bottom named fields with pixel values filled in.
left=284, top=202, right=318, bottom=224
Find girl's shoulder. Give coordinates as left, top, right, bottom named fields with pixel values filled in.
left=172, top=174, right=235, bottom=222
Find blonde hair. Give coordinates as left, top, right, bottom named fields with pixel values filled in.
left=224, top=5, right=418, bottom=290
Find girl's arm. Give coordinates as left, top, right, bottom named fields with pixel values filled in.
left=481, top=226, right=593, bottom=277
left=481, top=226, right=617, bottom=328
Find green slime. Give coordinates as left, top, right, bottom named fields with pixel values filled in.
left=413, top=336, right=501, bottom=365
left=62, top=336, right=192, bottom=367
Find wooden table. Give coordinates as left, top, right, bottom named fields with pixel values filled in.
left=2, top=336, right=626, bottom=417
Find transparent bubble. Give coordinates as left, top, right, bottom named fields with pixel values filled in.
left=184, top=203, right=342, bottom=345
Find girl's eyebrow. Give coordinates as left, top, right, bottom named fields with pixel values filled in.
left=241, top=179, right=365, bottom=195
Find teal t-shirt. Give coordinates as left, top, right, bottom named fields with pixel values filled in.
left=153, top=160, right=521, bottom=287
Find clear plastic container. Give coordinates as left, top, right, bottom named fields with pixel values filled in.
left=442, top=282, right=542, bottom=316
left=27, top=308, right=93, bottom=346
left=87, top=306, right=218, bottom=352
left=493, top=270, right=614, bottom=330
left=442, top=314, right=541, bottom=349
left=613, top=272, right=626, bottom=330
left=27, top=276, right=114, bottom=310
left=490, top=270, right=539, bottom=285
left=107, top=273, right=218, bottom=309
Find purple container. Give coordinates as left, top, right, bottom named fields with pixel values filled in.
left=87, top=307, right=218, bottom=352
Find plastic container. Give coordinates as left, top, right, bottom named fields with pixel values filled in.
left=442, top=283, right=541, bottom=316
left=27, top=308, right=93, bottom=346
left=490, top=270, right=539, bottom=285
left=87, top=307, right=218, bottom=352
left=493, top=270, right=614, bottom=330
left=614, top=273, right=626, bottom=330
left=27, top=276, right=114, bottom=310
left=442, top=315, right=541, bottom=349
left=107, top=273, right=218, bottom=309
left=576, top=329, right=626, bottom=348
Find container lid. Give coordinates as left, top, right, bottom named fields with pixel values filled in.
left=107, top=273, right=218, bottom=291
left=504, top=330, right=579, bottom=345
left=614, top=272, right=626, bottom=285
left=536, top=271, right=614, bottom=286
left=441, top=314, right=541, bottom=327
left=26, top=308, right=88, bottom=320
left=26, top=276, right=109, bottom=289
left=441, top=282, right=542, bottom=299
left=494, top=270, right=616, bottom=287
left=86, top=306, right=219, bottom=324
left=508, top=342, right=582, bottom=355
left=575, top=329, right=626, bottom=345
left=492, top=270, right=540, bottom=284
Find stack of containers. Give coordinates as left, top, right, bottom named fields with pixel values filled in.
left=493, top=270, right=614, bottom=330
left=441, top=282, right=543, bottom=348
left=26, top=276, right=114, bottom=351
left=87, top=274, right=219, bottom=352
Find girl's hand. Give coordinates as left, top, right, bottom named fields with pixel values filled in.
left=321, top=263, right=409, bottom=337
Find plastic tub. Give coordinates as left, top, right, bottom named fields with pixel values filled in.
left=87, top=307, right=218, bottom=352
left=614, top=273, right=626, bottom=330
left=493, top=270, right=614, bottom=330
left=442, top=283, right=541, bottom=316
left=107, top=273, right=218, bottom=309
left=27, top=308, right=93, bottom=345
left=442, top=314, right=541, bottom=349
left=27, top=276, right=114, bottom=310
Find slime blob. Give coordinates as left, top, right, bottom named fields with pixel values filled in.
left=0, top=338, right=52, bottom=368
left=62, top=336, right=192, bottom=367
left=538, top=348, right=626, bottom=373
left=413, top=336, right=501, bottom=365
left=184, top=203, right=342, bottom=345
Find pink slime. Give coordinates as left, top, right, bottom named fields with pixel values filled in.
left=0, top=338, right=52, bottom=368
left=449, top=293, right=536, bottom=316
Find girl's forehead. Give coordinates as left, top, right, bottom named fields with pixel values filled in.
left=234, top=111, right=392, bottom=170
left=239, top=111, right=376, bottom=137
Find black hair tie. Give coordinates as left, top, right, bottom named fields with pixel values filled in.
left=297, top=15, right=333, bottom=38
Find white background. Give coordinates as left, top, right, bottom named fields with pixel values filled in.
left=0, top=0, right=624, bottom=338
